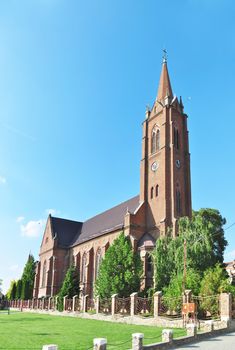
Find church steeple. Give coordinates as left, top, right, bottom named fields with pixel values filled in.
left=156, top=54, right=173, bottom=104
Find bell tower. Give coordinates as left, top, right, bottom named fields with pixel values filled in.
left=140, top=54, right=192, bottom=238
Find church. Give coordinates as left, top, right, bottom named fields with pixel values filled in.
left=33, top=55, right=192, bottom=299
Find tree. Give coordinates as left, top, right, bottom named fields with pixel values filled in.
left=15, top=280, right=22, bottom=300
left=6, top=280, right=17, bottom=300
left=200, top=263, right=231, bottom=296
left=163, top=269, right=201, bottom=299
left=153, top=208, right=227, bottom=291
left=57, top=265, right=80, bottom=311
left=95, top=232, right=142, bottom=298
left=21, top=254, right=36, bottom=300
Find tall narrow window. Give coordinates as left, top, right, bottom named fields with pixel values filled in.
left=176, top=190, right=181, bottom=215
left=151, top=126, right=160, bottom=153
left=82, top=253, right=87, bottom=284
left=155, top=185, right=159, bottom=197
left=174, top=127, right=179, bottom=149
left=41, top=260, right=47, bottom=288
left=95, top=248, right=102, bottom=280
left=156, top=129, right=160, bottom=151
left=150, top=187, right=154, bottom=199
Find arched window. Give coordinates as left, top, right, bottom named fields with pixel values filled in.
left=176, top=190, right=181, bottom=215
left=151, top=126, right=160, bottom=153
left=150, top=187, right=154, bottom=199
left=41, top=260, right=47, bottom=288
left=95, top=248, right=102, bottom=280
left=155, top=185, right=159, bottom=197
left=81, top=253, right=87, bottom=284
left=174, top=127, right=179, bottom=149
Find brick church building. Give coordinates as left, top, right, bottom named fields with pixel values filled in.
left=33, top=56, right=192, bottom=299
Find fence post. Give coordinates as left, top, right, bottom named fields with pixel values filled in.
left=162, top=329, right=173, bottom=343
left=48, top=297, right=52, bottom=310
left=186, top=324, right=197, bottom=337
left=111, top=294, right=118, bottom=316
left=132, top=333, right=144, bottom=350
left=55, top=296, right=59, bottom=310
left=63, top=296, right=68, bottom=311
left=96, top=296, right=100, bottom=314
left=84, top=295, right=88, bottom=312
left=204, top=320, right=214, bottom=332
left=72, top=295, right=78, bottom=312
left=220, top=293, right=232, bottom=321
left=130, top=292, right=138, bottom=316
left=42, top=297, right=45, bottom=310
left=93, top=338, right=107, bottom=350
left=154, top=291, right=162, bottom=318
left=184, top=290, right=192, bottom=303
left=42, top=345, right=58, bottom=350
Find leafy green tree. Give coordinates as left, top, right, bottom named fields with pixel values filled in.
left=15, top=280, right=22, bottom=300
left=200, top=263, right=230, bottom=296
left=6, top=280, right=17, bottom=300
left=95, top=232, right=142, bottom=298
left=163, top=269, right=201, bottom=299
left=153, top=209, right=227, bottom=291
left=57, top=265, right=80, bottom=311
left=21, top=254, right=36, bottom=300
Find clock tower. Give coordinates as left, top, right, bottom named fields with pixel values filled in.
left=140, top=55, right=192, bottom=238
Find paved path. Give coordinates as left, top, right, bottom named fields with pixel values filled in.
left=177, top=332, right=235, bottom=349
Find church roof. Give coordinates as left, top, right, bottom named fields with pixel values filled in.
left=50, top=217, right=82, bottom=248
left=51, top=195, right=139, bottom=248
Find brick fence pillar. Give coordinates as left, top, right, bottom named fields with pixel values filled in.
left=130, top=292, right=138, bottom=316
left=204, top=320, right=214, bottom=332
left=42, top=345, right=58, bottom=350
left=220, top=293, right=232, bottom=321
left=154, top=291, right=162, bottom=318
left=93, top=338, right=107, bottom=350
left=85, top=295, right=89, bottom=312
left=111, top=294, right=118, bottom=316
left=96, top=296, right=100, bottom=314
left=162, top=329, right=173, bottom=343
left=132, top=333, right=144, bottom=350
left=72, top=295, right=78, bottom=312
left=186, top=324, right=197, bottom=337
left=55, top=296, right=59, bottom=310
left=63, top=296, right=68, bottom=311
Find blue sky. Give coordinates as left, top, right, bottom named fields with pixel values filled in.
left=0, top=0, right=235, bottom=293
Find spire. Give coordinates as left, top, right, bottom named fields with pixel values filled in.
left=156, top=50, right=173, bottom=104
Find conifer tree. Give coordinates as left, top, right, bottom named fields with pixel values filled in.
left=15, top=280, right=22, bottom=300
left=95, top=232, right=142, bottom=298
left=21, top=254, right=36, bottom=300
left=57, top=265, right=80, bottom=311
left=6, top=280, right=17, bottom=300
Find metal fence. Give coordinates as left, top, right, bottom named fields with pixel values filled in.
left=159, top=296, right=182, bottom=319
left=192, top=295, right=220, bottom=320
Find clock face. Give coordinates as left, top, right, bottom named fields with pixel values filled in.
left=176, top=159, right=181, bottom=168
left=151, top=161, right=159, bottom=172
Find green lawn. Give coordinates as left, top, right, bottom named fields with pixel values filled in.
left=0, top=312, right=186, bottom=350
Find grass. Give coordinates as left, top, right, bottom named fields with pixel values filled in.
left=0, top=312, right=186, bottom=350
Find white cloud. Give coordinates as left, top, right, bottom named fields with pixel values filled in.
left=16, top=216, right=25, bottom=223
left=45, top=208, right=58, bottom=216
left=0, top=176, right=6, bottom=184
left=20, top=219, right=45, bottom=238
